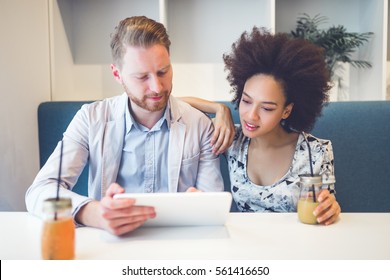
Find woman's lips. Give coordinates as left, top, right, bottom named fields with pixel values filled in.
left=244, top=121, right=259, bottom=131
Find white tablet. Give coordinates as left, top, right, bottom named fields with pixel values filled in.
left=113, top=192, right=232, bottom=227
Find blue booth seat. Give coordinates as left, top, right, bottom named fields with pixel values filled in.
left=38, top=100, right=390, bottom=212
left=38, top=101, right=92, bottom=196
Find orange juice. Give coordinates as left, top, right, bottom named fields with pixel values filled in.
left=298, top=175, right=322, bottom=225
left=297, top=198, right=319, bottom=224
left=41, top=198, right=75, bottom=260
left=42, top=217, right=75, bottom=260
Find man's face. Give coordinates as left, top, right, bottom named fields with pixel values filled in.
left=111, top=44, right=173, bottom=113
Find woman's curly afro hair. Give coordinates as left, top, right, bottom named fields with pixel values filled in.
left=223, top=27, right=331, bottom=132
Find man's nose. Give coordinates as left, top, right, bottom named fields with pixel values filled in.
left=149, top=75, right=163, bottom=93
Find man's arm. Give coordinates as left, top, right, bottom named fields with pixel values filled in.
left=26, top=106, right=92, bottom=217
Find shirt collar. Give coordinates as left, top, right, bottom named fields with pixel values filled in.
left=125, top=100, right=171, bottom=134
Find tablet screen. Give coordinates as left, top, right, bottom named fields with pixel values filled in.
left=113, top=192, right=232, bottom=227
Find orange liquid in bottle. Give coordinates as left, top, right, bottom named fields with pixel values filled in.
left=41, top=217, right=75, bottom=260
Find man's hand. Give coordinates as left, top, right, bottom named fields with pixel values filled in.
left=186, top=186, right=201, bottom=192
left=76, top=183, right=156, bottom=235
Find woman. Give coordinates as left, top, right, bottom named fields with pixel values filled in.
left=181, top=27, right=341, bottom=225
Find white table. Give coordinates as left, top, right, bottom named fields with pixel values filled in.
left=0, top=212, right=389, bottom=260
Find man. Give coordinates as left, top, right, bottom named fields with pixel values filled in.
left=26, top=16, right=223, bottom=235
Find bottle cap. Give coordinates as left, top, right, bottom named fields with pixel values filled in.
left=43, top=197, right=72, bottom=212
left=322, top=174, right=336, bottom=184
left=299, top=174, right=322, bottom=186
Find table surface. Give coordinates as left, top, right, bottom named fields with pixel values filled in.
left=1, top=212, right=389, bottom=260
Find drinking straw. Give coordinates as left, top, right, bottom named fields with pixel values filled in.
left=55, top=140, right=64, bottom=220
left=302, top=133, right=316, bottom=202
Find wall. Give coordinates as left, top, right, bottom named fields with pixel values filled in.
left=388, top=3, right=390, bottom=100
left=50, top=0, right=274, bottom=101
left=0, top=0, right=388, bottom=211
left=0, top=0, right=51, bottom=210
left=50, top=0, right=139, bottom=101
left=275, top=0, right=387, bottom=100
left=51, top=0, right=387, bottom=102
left=387, top=62, right=390, bottom=99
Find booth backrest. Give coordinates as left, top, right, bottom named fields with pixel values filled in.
left=38, top=101, right=92, bottom=196
left=38, top=100, right=390, bottom=212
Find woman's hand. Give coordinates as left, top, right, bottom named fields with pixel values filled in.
left=211, top=104, right=235, bottom=155
left=178, top=97, right=235, bottom=154
left=313, top=189, right=341, bottom=225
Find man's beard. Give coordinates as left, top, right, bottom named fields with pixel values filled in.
left=123, top=84, right=171, bottom=112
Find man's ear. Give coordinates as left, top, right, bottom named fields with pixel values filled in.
left=111, top=64, right=122, bottom=84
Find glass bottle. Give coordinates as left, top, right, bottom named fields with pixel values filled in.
left=297, top=175, right=322, bottom=224
left=41, top=197, right=75, bottom=260
left=322, top=174, right=336, bottom=192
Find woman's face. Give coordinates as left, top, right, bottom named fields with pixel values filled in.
left=239, top=74, right=293, bottom=139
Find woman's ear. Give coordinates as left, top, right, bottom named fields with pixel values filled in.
left=282, top=103, right=294, bottom=119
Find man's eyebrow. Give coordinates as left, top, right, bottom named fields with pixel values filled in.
left=159, top=65, right=171, bottom=71
left=132, top=65, right=171, bottom=76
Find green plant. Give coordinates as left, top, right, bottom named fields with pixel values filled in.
left=290, top=13, right=373, bottom=78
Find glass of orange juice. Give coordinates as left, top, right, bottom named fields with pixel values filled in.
left=41, top=198, right=75, bottom=260
left=297, top=175, right=322, bottom=224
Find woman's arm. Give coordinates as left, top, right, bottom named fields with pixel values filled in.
left=180, top=97, right=223, bottom=114
left=179, top=97, right=235, bottom=155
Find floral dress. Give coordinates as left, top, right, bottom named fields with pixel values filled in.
left=225, top=126, right=335, bottom=212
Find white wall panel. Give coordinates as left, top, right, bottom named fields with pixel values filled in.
left=0, top=0, right=51, bottom=210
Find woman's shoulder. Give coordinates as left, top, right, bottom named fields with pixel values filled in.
left=226, top=125, right=248, bottom=155
left=300, top=132, right=332, bottom=147
left=297, top=132, right=333, bottom=157
left=233, top=125, right=248, bottom=145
